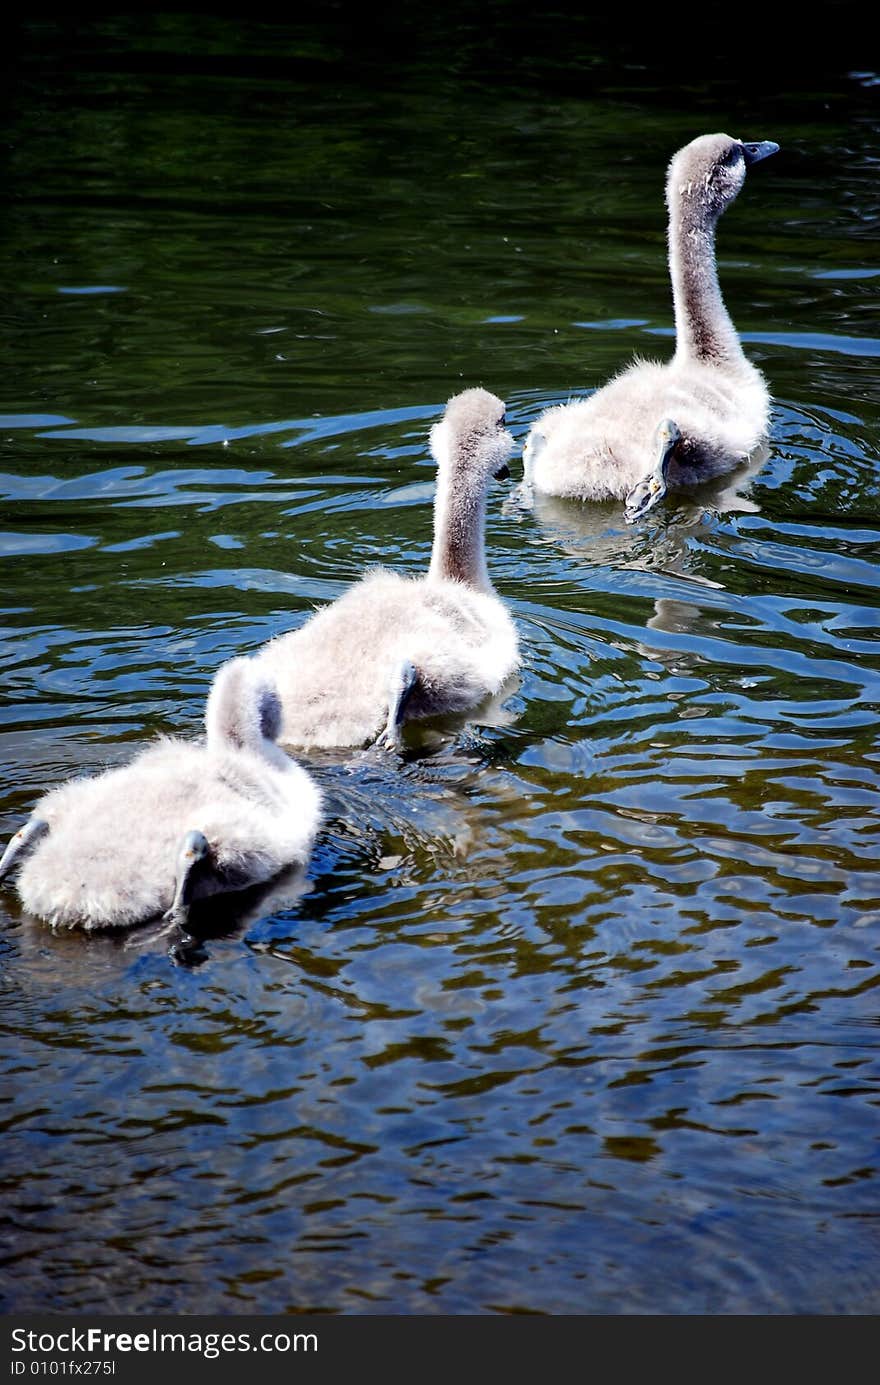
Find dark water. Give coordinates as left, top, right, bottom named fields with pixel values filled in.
left=1, top=16, right=879, bottom=1315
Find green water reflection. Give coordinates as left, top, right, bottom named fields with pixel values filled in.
left=0, top=14, right=878, bottom=1315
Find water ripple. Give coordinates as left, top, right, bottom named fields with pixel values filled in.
left=1, top=24, right=879, bottom=1316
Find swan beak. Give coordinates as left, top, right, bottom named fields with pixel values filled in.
left=624, top=475, right=667, bottom=523
left=493, top=462, right=511, bottom=481
left=741, top=140, right=779, bottom=166
left=0, top=818, right=49, bottom=880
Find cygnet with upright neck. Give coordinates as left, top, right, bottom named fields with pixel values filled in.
left=523, top=133, right=779, bottom=520
left=249, top=387, right=519, bottom=749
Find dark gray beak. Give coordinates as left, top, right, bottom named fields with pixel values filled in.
left=0, top=817, right=48, bottom=880
left=494, top=462, right=511, bottom=481
left=741, top=140, right=780, bottom=166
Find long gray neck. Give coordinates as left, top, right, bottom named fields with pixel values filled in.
left=668, top=196, right=744, bottom=366
left=428, top=469, right=491, bottom=591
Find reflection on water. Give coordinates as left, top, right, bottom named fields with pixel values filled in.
left=1, top=16, right=879, bottom=1315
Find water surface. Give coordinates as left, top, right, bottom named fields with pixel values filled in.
left=1, top=17, right=878, bottom=1315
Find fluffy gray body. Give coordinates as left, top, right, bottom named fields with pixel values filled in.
left=250, top=387, right=519, bottom=750
left=524, top=133, right=777, bottom=504
left=2, top=658, right=322, bottom=931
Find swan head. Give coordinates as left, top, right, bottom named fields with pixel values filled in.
left=165, top=829, right=213, bottom=925
left=430, top=387, right=514, bottom=488
left=206, top=656, right=283, bottom=757
left=666, top=133, right=779, bottom=221
left=624, top=418, right=681, bottom=523
left=0, top=816, right=49, bottom=881
left=522, top=427, right=546, bottom=485
left=178, top=829, right=210, bottom=869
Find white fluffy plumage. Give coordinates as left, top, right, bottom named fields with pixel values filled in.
left=249, top=387, right=520, bottom=750
left=523, top=133, right=778, bottom=511
left=0, top=657, right=322, bottom=931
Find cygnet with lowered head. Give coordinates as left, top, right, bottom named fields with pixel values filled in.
left=0, top=657, right=322, bottom=932
left=523, top=133, right=779, bottom=520
left=248, top=387, right=519, bottom=749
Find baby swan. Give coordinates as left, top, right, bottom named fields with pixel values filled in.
left=524, top=133, right=779, bottom=520
left=0, top=657, right=322, bottom=932
left=249, top=387, right=518, bottom=749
